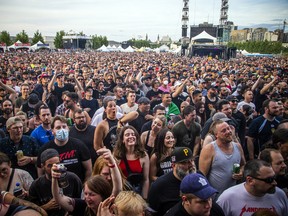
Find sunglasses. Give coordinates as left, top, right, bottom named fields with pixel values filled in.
left=250, top=175, right=276, bottom=184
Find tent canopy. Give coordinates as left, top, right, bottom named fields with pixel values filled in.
left=191, top=31, right=217, bottom=43
left=8, top=40, right=31, bottom=50
left=30, top=41, right=50, bottom=51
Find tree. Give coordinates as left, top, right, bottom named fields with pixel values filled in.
left=0, top=31, right=12, bottom=45
left=92, top=35, right=108, bottom=49
left=15, top=30, right=29, bottom=43
left=54, top=30, right=65, bottom=49
left=32, top=30, right=44, bottom=44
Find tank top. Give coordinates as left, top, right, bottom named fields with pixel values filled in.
left=145, top=130, right=153, bottom=157
left=207, top=141, right=241, bottom=196
left=156, top=155, right=172, bottom=177
left=103, top=118, right=118, bottom=151
left=119, top=158, right=143, bottom=177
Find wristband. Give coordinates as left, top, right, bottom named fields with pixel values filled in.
left=108, top=164, right=115, bottom=168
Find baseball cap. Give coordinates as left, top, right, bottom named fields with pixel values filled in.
left=56, top=73, right=64, bottom=78
left=28, top=93, right=40, bottom=108
left=39, top=73, right=49, bottom=79
left=137, top=97, right=150, bottom=104
left=6, top=117, right=23, bottom=130
left=41, top=149, right=59, bottom=164
left=180, top=173, right=218, bottom=199
left=212, top=112, right=230, bottom=122
left=226, top=95, right=238, bottom=102
left=171, top=147, right=193, bottom=163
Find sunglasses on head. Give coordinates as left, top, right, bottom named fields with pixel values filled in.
left=250, top=175, right=276, bottom=184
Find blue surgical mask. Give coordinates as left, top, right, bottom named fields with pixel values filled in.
left=55, top=129, right=69, bottom=141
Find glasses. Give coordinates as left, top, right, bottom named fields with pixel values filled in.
left=64, top=100, right=71, bottom=103
left=75, top=116, right=85, bottom=120
left=78, top=79, right=83, bottom=81
left=231, top=100, right=238, bottom=103
left=250, top=175, right=276, bottom=184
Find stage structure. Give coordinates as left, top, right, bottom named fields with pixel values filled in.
left=63, top=35, right=92, bottom=49
left=181, top=0, right=190, bottom=56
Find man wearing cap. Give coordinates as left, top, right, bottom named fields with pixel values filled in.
left=33, top=73, right=50, bottom=99
left=29, top=148, right=82, bottom=216
left=201, top=99, right=239, bottom=142
left=0, top=116, right=39, bottom=179
left=199, top=119, right=246, bottom=198
left=129, top=97, right=153, bottom=134
left=164, top=173, right=224, bottom=216
left=48, top=70, right=79, bottom=106
left=137, top=73, right=152, bottom=95
left=148, top=147, right=196, bottom=216
left=20, top=93, right=41, bottom=119
left=217, top=159, right=288, bottom=216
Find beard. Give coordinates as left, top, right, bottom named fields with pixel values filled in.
left=3, top=108, right=12, bottom=115
left=76, top=122, right=87, bottom=130
left=176, top=166, right=194, bottom=180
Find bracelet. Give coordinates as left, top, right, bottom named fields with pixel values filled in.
left=108, top=164, right=116, bottom=168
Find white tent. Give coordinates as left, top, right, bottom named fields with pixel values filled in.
left=191, top=31, right=217, bottom=43
left=97, top=45, right=109, bottom=52
left=8, top=40, right=31, bottom=50
left=123, top=46, right=134, bottom=52
left=30, top=41, right=50, bottom=51
left=159, top=44, right=170, bottom=52
left=241, top=49, right=249, bottom=55
left=117, top=46, right=124, bottom=52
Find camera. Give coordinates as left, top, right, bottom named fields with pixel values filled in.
left=56, top=164, right=67, bottom=173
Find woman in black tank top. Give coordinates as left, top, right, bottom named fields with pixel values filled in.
left=94, top=96, right=118, bottom=152
left=140, top=116, right=166, bottom=157
left=149, top=128, right=175, bottom=182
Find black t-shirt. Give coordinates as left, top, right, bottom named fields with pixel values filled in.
left=69, top=125, right=97, bottom=165
left=52, top=84, right=75, bottom=105
left=80, top=98, right=99, bottom=118
left=146, top=89, right=163, bottom=101
left=148, top=172, right=181, bottom=216
left=37, top=137, right=91, bottom=182
left=21, top=102, right=36, bottom=119
left=164, top=200, right=225, bottom=216
left=29, top=172, right=82, bottom=216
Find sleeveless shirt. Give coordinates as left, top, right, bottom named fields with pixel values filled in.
left=103, top=118, right=118, bottom=151
left=207, top=141, right=241, bottom=197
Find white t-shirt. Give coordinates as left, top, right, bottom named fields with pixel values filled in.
left=217, top=183, right=288, bottom=216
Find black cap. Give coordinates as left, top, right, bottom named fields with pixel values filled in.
left=171, top=147, right=193, bottom=163
left=226, top=95, right=238, bottom=102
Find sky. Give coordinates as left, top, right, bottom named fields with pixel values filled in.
left=0, top=0, right=287, bottom=42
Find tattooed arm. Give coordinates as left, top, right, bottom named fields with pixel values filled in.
left=1, top=191, right=48, bottom=216
left=51, top=165, right=75, bottom=212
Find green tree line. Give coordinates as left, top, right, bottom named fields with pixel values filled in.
left=228, top=41, right=288, bottom=54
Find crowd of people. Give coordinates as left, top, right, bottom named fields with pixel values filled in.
left=0, top=50, right=288, bottom=216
